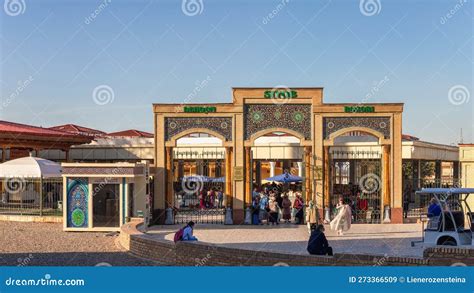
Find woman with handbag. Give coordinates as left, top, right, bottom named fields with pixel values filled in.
left=268, top=196, right=280, bottom=225
left=293, top=193, right=304, bottom=224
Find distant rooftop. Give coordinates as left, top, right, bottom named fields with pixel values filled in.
left=0, top=120, right=92, bottom=150
left=49, top=124, right=106, bottom=137
left=402, top=134, right=420, bottom=141
left=107, top=129, right=153, bottom=138
left=0, top=120, right=87, bottom=139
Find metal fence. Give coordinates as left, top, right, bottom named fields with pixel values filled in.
left=405, top=178, right=461, bottom=218
left=0, top=177, right=63, bottom=216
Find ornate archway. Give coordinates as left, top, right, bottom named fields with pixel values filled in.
left=164, top=129, right=232, bottom=224
left=322, top=126, right=391, bottom=224
left=242, top=129, right=313, bottom=218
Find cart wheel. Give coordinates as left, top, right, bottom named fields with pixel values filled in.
left=441, top=240, right=457, bottom=246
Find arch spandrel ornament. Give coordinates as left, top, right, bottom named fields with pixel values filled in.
left=164, top=117, right=233, bottom=141
left=323, top=117, right=391, bottom=140
left=244, top=104, right=312, bottom=140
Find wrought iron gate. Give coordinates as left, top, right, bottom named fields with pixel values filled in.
left=172, top=148, right=226, bottom=224
left=330, top=150, right=382, bottom=224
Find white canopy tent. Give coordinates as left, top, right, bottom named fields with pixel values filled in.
left=0, top=157, right=62, bottom=216
left=0, top=156, right=61, bottom=178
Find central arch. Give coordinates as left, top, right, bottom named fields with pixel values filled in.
left=247, top=127, right=306, bottom=146
left=243, top=129, right=313, bottom=218
left=167, top=128, right=228, bottom=147
left=323, top=128, right=390, bottom=224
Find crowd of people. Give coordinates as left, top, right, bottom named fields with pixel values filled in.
left=174, top=187, right=356, bottom=257
left=250, top=183, right=314, bottom=227
left=176, top=186, right=225, bottom=209
left=197, top=188, right=224, bottom=209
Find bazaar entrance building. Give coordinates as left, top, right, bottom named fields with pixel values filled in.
left=153, top=88, right=404, bottom=224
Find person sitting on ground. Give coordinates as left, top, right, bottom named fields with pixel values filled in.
left=182, top=221, right=198, bottom=241
left=307, top=224, right=333, bottom=256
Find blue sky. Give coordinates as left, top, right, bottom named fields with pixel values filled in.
left=0, top=0, right=472, bottom=144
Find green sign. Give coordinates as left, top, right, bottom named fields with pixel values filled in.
left=264, top=90, right=298, bottom=99
left=183, top=106, right=216, bottom=113
left=344, top=106, right=375, bottom=113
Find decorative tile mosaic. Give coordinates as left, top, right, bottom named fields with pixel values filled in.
left=323, top=117, right=391, bottom=139
left=244, top=104, right=312, bottom=140
left=67, top=178, right=88, bottom=228
left=165, top=117, right=233, bottom=141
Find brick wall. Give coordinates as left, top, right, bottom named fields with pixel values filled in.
left=423, top=247, right=474, bottom=266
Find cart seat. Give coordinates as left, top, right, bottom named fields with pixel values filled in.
left=442, top=211, right=465, bottom=231
left=467, top=212, right=474, bottom=232
left=426, top=216, right=440, bottom=231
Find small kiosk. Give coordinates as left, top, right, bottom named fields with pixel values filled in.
left=61, top=162, right=149, bottom=231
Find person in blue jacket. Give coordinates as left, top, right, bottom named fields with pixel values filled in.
left=427, top=198, right=442, bottom=218
left=182, top=221, right=198, bottom=241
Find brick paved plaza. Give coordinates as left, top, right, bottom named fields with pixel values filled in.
left=146, top=223, right=424, bottom=257
left=0, top=222, right=158, bottom=266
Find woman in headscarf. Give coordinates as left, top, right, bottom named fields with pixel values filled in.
left=330, top=198, right=352, bottom=236
left=305, top=200, right=319, bottom=235
left=268, top=195, right=280, bottom=225
left=281, top=194, right=292, bottom=223
left=293, top=193, right=304, bottom=224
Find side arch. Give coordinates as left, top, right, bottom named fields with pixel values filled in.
left=325, top=126, right=386, bottom=145
left=167, top=128, right=226, bottom=147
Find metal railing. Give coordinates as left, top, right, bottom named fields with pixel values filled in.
left=405, top=178, right=461, bottom=218
left=0, top=178, right=63, bottom=216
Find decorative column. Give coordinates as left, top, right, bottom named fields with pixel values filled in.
left=435, top=160, right=442, bottom=186
left=304, top=147, right=312, bottom=205
left=225, top=147, right=233, bottom=224
left=165, top=147, right=174, bottom=224
left=323, top=145, right=331, bottom=223
left=197, top=159, right=204, bottom=175
left=412, top=160, right=419, bottom=190
left=415, top=159, right=422, bottom=208
left=297, top=161, right=303, bottom=177
left=244, top=147, right=252, bottom=224
left=382, top=144, right=391, bottom=223
left=453, top=161, right=460, bottom=187
left=65, top=149, right=71, bottom=162
left=178, top=160, right=184, bottom=181
left=269, top=161, right=276, bottom=177
left=255, top=161, right=261, bottom=187
left=417, top=160, right=422, bottom=189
